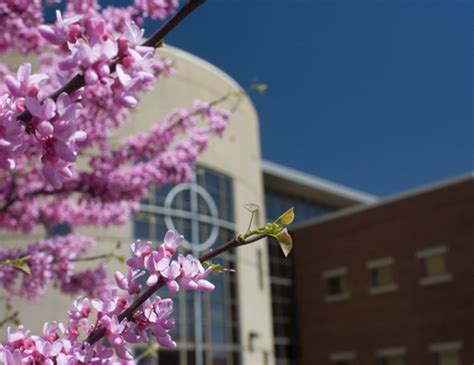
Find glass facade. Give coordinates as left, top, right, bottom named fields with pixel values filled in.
left=265, top=190, right=334, bottom=365
left=134, top=167, right=240, bottom=365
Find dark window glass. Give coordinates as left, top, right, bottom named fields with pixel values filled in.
left=211, top=350, right=228, bottom=365
left=159, top=350, right=179, bottom=364
left=133, top=215, right=150, bottom=240
left=47, top=222, right=72, bottom=237
left=198, top=194, right=211, bottom=215
left=265, top=190, right=333, bottom=224
left=210, top=300, right=226, bottom=325
left=327, top=276, right=343, bottom=295
left=171, top=189, right=191, bottom=211
left=371, top=265, right=394, bottom=287
left=232, top=351, right=241, bottom=365
left=211, top=325, right=227, bottom=344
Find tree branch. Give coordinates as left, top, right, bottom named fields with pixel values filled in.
left=16, top=0, right=206, bottom=124
left=84, top=233, right=267, bottom=346
left=0, top=87, right=242, bottom=214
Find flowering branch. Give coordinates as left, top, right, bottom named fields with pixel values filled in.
left=84, top=206, right=292, bottom=347
left=0, top=205, right=295, bottom=362
left=84, top=232, right=266, bottom=346
left=16, top=0, right=206, bottom=125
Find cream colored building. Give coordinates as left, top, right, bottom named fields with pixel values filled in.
left=0, top=47, right=375, bottom=365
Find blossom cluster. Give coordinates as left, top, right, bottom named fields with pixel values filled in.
left=0, top=0, right=232, bottom=238
left=0, top=6, right=164, bottom=187
left=0, top=0, right=44, bottom=54
left=0, top=0, right=180, bottom=56
left=0, top=100, right=231, bottom=234
left=0, top=230, right=214, bottom=363
left=0, top=235, right=112, bottom=301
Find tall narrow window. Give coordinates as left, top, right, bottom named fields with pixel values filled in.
left=257, top=249, right=264, bottom=290
left=265, top=189, right=334, bottom=365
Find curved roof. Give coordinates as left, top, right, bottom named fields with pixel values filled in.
left=161, top=45, right=244, bottom=92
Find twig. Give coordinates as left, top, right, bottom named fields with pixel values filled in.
left=84, top=233, right=267, bottom=346
left=0, top=311, right=19, bottom=329
left=16, top=0, right=206, bottom=125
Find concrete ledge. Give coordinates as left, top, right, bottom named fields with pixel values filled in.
left=419, top=274, right=452, bottom=286
left=367, top=257, right=395, bottom=269
left=329, top=351, right=357, bottom=361
left=429, top=341, right=463, bottom=352
left=369, top=283, right=398, bottom=295
left=325, top=292, right=351, bottom=303
left=376, top=347, right=406, bottom=357
left=416, top=245, right=448, bottom=258
left=322, top=267, right=348, bottom=278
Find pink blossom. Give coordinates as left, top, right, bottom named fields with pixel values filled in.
left=134, top=0, right=179, bottom=20
left=0, top=231, right=211, bottom=363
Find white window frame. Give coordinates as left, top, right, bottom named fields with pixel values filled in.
left=329, top=351, right=357, bottom=363
left=376, top=346, right=406, bottom=358
left=429, top=341, right=463, bottom=352
left=322, top=267, right=350, bottom=302
left=366, top=257, right=398, bottom=295
left=416, top=245, right=452, bottom=286
left=429, top=341, right=463, bottom=365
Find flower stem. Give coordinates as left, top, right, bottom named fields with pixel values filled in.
left=16, top=0, right=206, bottom=125
left=84, top=233, right=267, bottom=346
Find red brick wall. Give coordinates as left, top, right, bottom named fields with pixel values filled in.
left=292, top=178, right=474, bottom=365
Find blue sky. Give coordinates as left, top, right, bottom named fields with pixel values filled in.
left=161, top=0, right=473, bottom=196
left=51, top=0, right=473, bottom=196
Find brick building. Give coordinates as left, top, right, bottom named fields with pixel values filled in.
left=292, top=174, right=474, bottom=365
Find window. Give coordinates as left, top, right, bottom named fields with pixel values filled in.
left=46, top=222, right=72, bottom=237
left=416, top=246, right=452, bottom=286
left=133, top=166, right=241, bottom=365
left=322, top=267, right=350, bottom=302
left=265, top=190, right=335, bottom=365
left=265, top=190, right=333, bottom=225
left=376, top=347, right=406, bottom=365
left=429, top=341, right=462, bottom=365
left=438, top=351, right=460, bottom=365
left=367, top=257, right=398, bottom=295
left=330, top=351, right=356, bottom=365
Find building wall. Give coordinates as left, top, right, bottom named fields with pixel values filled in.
left=0, top=46, right=275, bottom=365
left=292, top=178, right=474, bottom=364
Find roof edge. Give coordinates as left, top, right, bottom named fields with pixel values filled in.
left=262, top=160, right=378, bottom=204
left=291, top=171, right=474, bottom=230
left=159, top=45, right=244, bottom=93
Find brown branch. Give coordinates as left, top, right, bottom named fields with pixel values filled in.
left=16, top=0, right=206, bottom=125
left=0, top=181, right=85, bottom=213
left=0, top=87, right=242, bottom=214
left=0, top=188, right=58, bottom=213
left=69, top=253, right=111, bottom=263
left=84, top=233, right=266, bottom=346
left=0, top=311, right=19, bottom=329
